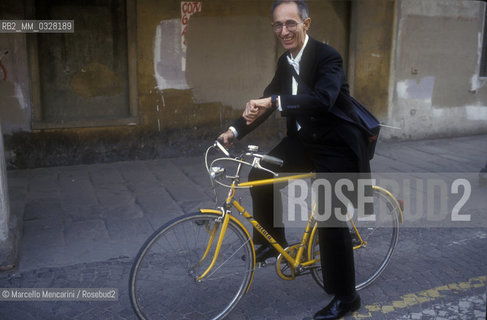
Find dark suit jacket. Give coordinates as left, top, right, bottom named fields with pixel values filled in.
left=232, top=37, right=370, bottom=172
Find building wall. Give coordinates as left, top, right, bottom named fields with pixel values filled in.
left=348, top=0, right=395, bottom=120
left=136, top=0, right=351, bottom=133
left=0, top=0, right=32, bottom=135
left=136, top=0, right=276, bottom=133
left=0, top=122, right=17, bottom=268
left=3, top=0, right=485, bottom=167
left=0, top=0, right=353, bottom=168
left=385, top=0, right=487, bottom=140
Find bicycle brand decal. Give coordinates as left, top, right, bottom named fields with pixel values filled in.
left=255, top=223, right=273, bottom=241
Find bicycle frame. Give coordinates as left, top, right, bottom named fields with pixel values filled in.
left=194, top=173, right=310, bottom=279
left=194, top=172, right=316, bottom=283
left=238, top=174, right=320, bottom=269
left=196, top=145, right=404, bottom=285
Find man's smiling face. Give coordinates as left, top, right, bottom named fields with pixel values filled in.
left=272, top=1, right=311, bottom=58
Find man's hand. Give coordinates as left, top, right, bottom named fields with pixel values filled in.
left=217, top=129, right=235, bottom=148
left=243, top=97, right=272, bottom=125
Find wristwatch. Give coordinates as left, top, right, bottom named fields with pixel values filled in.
left=271, top=95, right=279, bottom=109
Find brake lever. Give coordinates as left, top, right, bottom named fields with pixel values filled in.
left=251, top=158, right=278, bottom=177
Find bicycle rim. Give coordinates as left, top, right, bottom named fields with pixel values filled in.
left=310, top=188, right=400, bottom=290
left=130, top=213, right=254, bottom=320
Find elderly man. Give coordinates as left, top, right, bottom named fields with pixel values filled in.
left=218, top=1, right=368, bottom=318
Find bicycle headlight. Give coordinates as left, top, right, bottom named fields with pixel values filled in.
left=210, top=166, right=225, bottom=179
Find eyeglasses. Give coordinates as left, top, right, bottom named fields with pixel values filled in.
left=271, top=20, right=303, bottom=33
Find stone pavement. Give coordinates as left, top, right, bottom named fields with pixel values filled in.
left=6, top=156, right=217, bottom=272
left=0, top=134, right=486, bottom=319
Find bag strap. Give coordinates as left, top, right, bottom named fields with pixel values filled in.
left=288, top=66, right=310, bottom=93
left=287, top=65, right=372, bottom=135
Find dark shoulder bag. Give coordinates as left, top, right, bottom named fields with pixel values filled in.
left=288, top=67, right=380, bottom=159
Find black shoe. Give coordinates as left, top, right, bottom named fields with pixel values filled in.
left=255, top=245, right=278, bottom=263
left=313, top=293, right=361, bottom=320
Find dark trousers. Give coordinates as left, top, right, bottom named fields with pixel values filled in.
left=249, top=136, right=357, bottom=298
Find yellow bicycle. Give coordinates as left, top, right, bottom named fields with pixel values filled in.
left=129, top=142, right=404, bottom=320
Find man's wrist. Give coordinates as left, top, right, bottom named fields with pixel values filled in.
left=271, top=95, right=281, bottom=110
left=228, top=126, right=238, bottom=138
left=271, top=95, right=278, bottom=109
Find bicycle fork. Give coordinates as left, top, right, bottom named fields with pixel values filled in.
left=193, top=212, right=231, bottom=282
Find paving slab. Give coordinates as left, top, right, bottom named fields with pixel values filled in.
left=0, top=134, right=486, bottom=319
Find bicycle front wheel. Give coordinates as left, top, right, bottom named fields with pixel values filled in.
left=309, top=187, right=401, bottom=290
left=130, top=212, right=254, bottom=320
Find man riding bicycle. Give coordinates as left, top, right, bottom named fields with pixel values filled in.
left=218, top=1, right=370, bottom=319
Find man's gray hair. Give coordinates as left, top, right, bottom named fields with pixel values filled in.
left=271, top=0, right=309, bottom=20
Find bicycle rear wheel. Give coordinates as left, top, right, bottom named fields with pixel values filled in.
left=309, top=187, right=400, bottom=290
left=130, top=212, right=254, bottom=320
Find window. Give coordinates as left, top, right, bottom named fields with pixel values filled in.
left=28, top=0, right=138, bottom=129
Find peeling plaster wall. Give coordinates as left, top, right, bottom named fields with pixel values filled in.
left=386, top=0, right=487, bottom=140
left=153, top=18, right=189, bottom=90
left=138, top=0, right=351, bottom=134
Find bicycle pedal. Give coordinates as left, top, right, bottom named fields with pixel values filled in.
left=257, top=257, right=276, bottom=268
left=351, top=238, right=361, bottom=246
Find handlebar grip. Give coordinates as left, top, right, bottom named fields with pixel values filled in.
left=261, top=155, right=284, bottom=167
left=215, top=140, right=230, bottom=157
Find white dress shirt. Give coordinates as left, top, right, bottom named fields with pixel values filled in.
left=229, top=34, right=310, bottom=137
left=283, top=34, right=309, bottom=131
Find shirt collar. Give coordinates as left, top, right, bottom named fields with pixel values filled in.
left=288, top=34, right=309, bottom=65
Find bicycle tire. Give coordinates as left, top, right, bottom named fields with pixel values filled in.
left=309, top=187, right=400, bottom=290
left=130, top=212, right=254, bottom=320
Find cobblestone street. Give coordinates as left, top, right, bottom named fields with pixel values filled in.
left=1, top=135, right=486, bottom=319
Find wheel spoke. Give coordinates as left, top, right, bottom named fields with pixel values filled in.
left=309, top=188, right=400, bottom=290
left=130, top=213, right=254, bottom=320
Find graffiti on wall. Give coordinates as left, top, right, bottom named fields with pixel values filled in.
left=0, top=50, right=8, bottom=80
left=181, top=2, right=202, bottom=48
left=180, top=1, right=202, bottom=71
left=0, top=46, right=30, bottom=133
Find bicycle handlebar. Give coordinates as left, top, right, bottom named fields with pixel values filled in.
left=213, top=141, right=284, bottom=168
left=207, top=141, right=284, bottom=186
left=261, top=155, right=284, bottom=167
left=215, top=140, right=230, bottom=157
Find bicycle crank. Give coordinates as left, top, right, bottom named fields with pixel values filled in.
left=275, top=244, right=306, bottom=280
